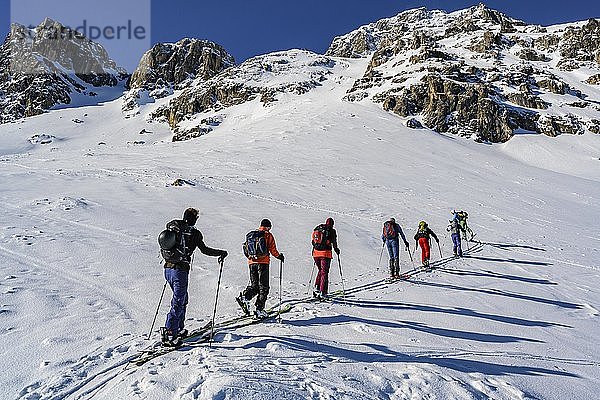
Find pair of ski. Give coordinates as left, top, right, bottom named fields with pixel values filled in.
left=129, top=303, right=293, bottom=367
left=385, top=273, right=410, bottom=283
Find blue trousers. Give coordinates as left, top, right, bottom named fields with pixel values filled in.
left=164, top=268, right=189, bottom=335
left=451, top=233, right=463, bottom=256
left=385, top=239, right=400, bottom=261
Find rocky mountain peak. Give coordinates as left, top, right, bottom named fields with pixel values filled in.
left=327, top=5, right=600, bottom=142
left=0, top=19, right=127, bottom=123
left=122, top=38, right=235, bottom=113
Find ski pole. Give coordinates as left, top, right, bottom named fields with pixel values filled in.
left=209, top=259, right=224, bottom=347
left=406, top=244, right=414, bottom=264
left=307, top=261, right=316, bottom=296
left=336, top=254, right=346, bottom=298
left=278, top=260, right=283, bottom=323
left=147, top=281, right=167, bottom=340
left=377, top=243, right=385, bottom=270
left=437, top=241, right=443, bottom=259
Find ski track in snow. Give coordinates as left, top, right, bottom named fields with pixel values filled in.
left=11, top=242, right=596, bottom=400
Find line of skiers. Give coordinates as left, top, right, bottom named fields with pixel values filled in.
left=156, top=208, right=474, bottom=347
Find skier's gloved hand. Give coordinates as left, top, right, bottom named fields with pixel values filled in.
left=277, top=253, right=285, bottom=262
left=218, top=250, right=228, bottom=263
left=334, top=247, right=340, bottom=255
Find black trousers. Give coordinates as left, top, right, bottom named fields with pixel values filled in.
left=243, top=263, right=270, bottom=310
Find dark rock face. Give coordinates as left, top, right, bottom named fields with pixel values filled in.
left=0, top=19, right=126, bottom=123
left=123, top=39, right=235, bottom=113
left=128, top=39, right=234, bottom=91
left=328, top=5, right=600, bottom=142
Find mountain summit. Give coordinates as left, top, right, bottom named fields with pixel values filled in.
left=0, top=18, right=127, bottom=123
left=326, top=4, right=600, bottom=142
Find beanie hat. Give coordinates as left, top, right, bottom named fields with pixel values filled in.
left=183, top=208, right=199, bottom=225
left=260, top=218, right=272, bottom=228
left=325, top=217, right=334, bottom=227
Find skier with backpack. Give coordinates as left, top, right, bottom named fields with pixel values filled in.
left=381, top=218, right=410, bottom=279
left=447, top=217, right=465, bottom=257
left=236, top=219, right=284, bottom=319
left=453, top=210, right=474, bottom=241
left=157, top=208, right=228, bottom=347
left=311, top=217, right=340, bottom=300
left=414, top=221, right=439, bottom=268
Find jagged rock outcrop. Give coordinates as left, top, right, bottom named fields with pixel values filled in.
left=0, top=19, right=127, bottom=123
left=586, top=74, right=600, bottom=85
left=327, top=4, right=600, bottom=142
left=150, top=50, right=336, bottom=140
left=122, top=39, right=235, bottom=113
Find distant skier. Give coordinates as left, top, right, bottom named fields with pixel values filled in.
left=447, top=218, right=465, bottom=257
left=414, top=221, right=439, bottom=268
left=453, top=210, right=474, bottom=241
left=157, top=208, right=228, bottom=347
left=311, top=217, right=340, bottom=300
left=381, top=217, right=409, bottom=279
left=237, top=219, right=284, bottom=319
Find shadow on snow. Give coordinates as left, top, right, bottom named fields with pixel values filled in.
left=337, top=298, right=570, bottom=328
left=239, top=336, right=579, bottom=378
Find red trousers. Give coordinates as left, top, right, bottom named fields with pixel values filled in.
left=314, top=257, right=331, bottom=295
left=418, top=237, right=430, bottom=262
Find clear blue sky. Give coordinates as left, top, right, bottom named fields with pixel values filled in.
left=1, top=0, right=599, bottom=64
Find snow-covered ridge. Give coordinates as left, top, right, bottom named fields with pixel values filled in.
left=0, top=18, right=128, bottom=123
left=149, top=49, right=337, bottom=141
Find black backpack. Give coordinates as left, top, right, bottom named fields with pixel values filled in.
left=160, top=220, right=193, bottom=264
left=311, top=224, right=331, bottom=251
left=243, top=230, right=268, bottom=260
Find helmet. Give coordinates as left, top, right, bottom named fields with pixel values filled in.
left=325, top=217, right=334, bottom=227
left=418, top=221, right=427, bottom=229
left=390, top=217, right=396, bottom=223
left=260, top=218, right=272, bottom=228
left=158, top=229, right=177, bottom=250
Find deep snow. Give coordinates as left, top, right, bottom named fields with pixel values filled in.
left=0, top=56, right=599, bottom=400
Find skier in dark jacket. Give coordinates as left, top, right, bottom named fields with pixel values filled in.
left=236, top=219, right=284, bottom=319
left=311, top=217, right=340, bottom=299
left=160, top=208, right=227, bottom=347
left=381, top=218, right=409, bottom=279
left=414, top=221, right=439, bottom=268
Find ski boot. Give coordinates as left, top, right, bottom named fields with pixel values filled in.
left=393, top=258, right=401, bottom=279
left=254, top=309, right=268, bottom=320
left=236, top=292, right=251, bottom=316
left=160, top=327, right=183, bottom=348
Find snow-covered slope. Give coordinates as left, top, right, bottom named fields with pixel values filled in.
left=1, top=45, right=599, bottom=400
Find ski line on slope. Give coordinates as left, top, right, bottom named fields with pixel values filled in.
left=0, top=243, right=138, bottom=322
left=1, top=200, right=147, bottom=246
